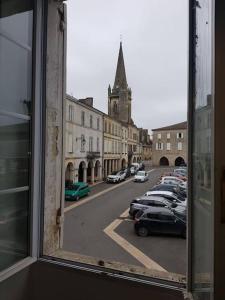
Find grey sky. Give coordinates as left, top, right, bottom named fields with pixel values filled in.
left=67, top=0, right=188, bottom=131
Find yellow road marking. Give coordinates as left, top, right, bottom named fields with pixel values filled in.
left=103, top=208, right=167, bottom=272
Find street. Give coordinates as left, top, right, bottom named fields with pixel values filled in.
left=63, top=167, right=186, bottom=276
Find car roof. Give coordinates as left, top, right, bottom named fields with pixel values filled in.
left=162, top=176, right=183, bottom=181
left=75, top=182, right=88, bottom=187
left=135, top=196, right=169, bottom=202
left=146, top=190, right=174, bottom=196
left=141, top=206, right=173, bottom=215
left=154, top=184, right=177, bottom=188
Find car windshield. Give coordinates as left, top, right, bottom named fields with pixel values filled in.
left=66, top=185, right=79, bottom=191
left=137, top=171, right=145, bottom=176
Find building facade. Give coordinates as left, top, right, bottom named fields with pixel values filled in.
left=127, top=124, right=142, bottom=165
left=103, top=114, right=123, bottom=178
left=65, top=96, right=103, bottom=184
left=139, top=128, right=152, bottom=160
left=152, top=122, right=187, bottom=167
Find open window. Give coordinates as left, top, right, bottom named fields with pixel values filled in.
left=2, top=1, right=225, bottom=300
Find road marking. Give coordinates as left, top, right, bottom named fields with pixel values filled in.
left=103, top=208, right=167, bottom=272
left=64, top=169, right=155, bottom=213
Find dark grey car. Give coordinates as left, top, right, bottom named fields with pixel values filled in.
left=129, top=195, right=177, bottom=219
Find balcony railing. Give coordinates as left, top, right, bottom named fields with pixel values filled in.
left=87, top=151, right=101, bottom=159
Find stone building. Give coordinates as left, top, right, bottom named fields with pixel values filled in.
left=103, top=114, right=124, bottom=179
left=107, top=42, right=143, bottom=166
left=65, top=95, right=103, bottom=184
left=127, top=124, right=142, bottom=165
left=152, top=121, right=187, bottom=167
left=139, top=128, right=152, bottom=160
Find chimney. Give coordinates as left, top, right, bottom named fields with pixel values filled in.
left=79, top=97, right=93, bottom=107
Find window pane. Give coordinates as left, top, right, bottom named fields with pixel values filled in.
left=0, top=0, right=33, bottom=272
left=0, top=190, right=29, bottom=271
left=0, top=115, right=30, bottom=190
left=0, top=8, right=33, bottom=115
left=192, top=0, right=213, bottom=296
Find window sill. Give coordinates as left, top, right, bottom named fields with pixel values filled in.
left=45, top=249, right=186, bottom=288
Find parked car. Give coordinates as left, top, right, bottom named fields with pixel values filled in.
left=132, top=163, right=140, bottom=170
left=129, top=195, right=177, bottom=219
left=174, top=168, right=187, bottom=177
left=160, top=176, right=185, bottom=186
left=150, top=184, right=187, bottom=199
left=161, top=172, right=187, bottom=181
left=139, top=162, right=145, bottom=170
left=122, top=168, right=131, bottom=178
left=160, top=176, right=184, bottom=184
left=144, top=190, right=186, bottom=203
left=171, top=206, right=187, bottom=222
left=134, top=207, right=186, bottom=238
left=65, top=182, right=90, bottom=201
left=134, top=171, right=148, bottom=182
left=179, top=181, right=187, bottom=190
left=130, top=166, right=137, bottom=175
left=106, top=171, right=126, bottom=183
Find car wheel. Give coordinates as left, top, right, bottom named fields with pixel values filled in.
left=76, top=196, right=80, bottom=201
left=87, top=191, right=90, bottom=196
left=137, top=227, right=148, bottom=237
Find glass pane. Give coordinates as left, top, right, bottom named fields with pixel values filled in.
left=0, top=191, right=29, bottom=271
left=0, top=114, right=30, bottom=190
left=0, top=7, right=33, bottom=115
left=192, top=0, right=213, bottom=297
left=0, top=0, right=33, bottom=272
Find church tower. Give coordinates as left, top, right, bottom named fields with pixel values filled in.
left=108, top=42, right=132, bottom=124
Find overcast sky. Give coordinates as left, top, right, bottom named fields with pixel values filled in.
left=67, top=0, right=188, bottom=132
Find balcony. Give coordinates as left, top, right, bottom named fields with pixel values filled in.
left=87, top=151, right=101, bottom=159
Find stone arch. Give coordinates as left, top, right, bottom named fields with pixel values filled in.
left=65, top=162, right=74, bottom=187
left=159, top=156, right=169, bottom=166
left=87, top=161, right=94, bottom=183
left=121, top=158, right=126, bottom=169
left=133, top=157, right=137, bottom=163
left=78, top=161, right=86, bottom=182
left=175, top=156, right=185, bottom=167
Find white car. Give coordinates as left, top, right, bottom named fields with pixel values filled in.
left=134, top=171, right=148, bottom=182
left=107, top=171, right=126, bottom=183
left=144, top=190, right=187, bottom=206
left=132, top=163, right=140, bottom=170
left=130, top=166, right=137, bottom=175
left=160, top=176, right=184, bottom=185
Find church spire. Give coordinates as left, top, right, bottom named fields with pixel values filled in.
left=113, top=42, right=128, bottom=90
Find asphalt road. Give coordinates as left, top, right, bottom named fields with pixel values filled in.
left=63, top=167, right=186, bottom=275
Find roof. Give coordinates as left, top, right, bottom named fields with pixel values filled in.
left=152, top=121, right=187, bottom=131
left=66, top=94, right=104, bottom=116
left=113, top=42, right=128, bottom=90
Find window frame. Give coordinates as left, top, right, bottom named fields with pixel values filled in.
left=3, top=0, right=219, bottom=297
left=0, top=0, right=46, bottom=282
